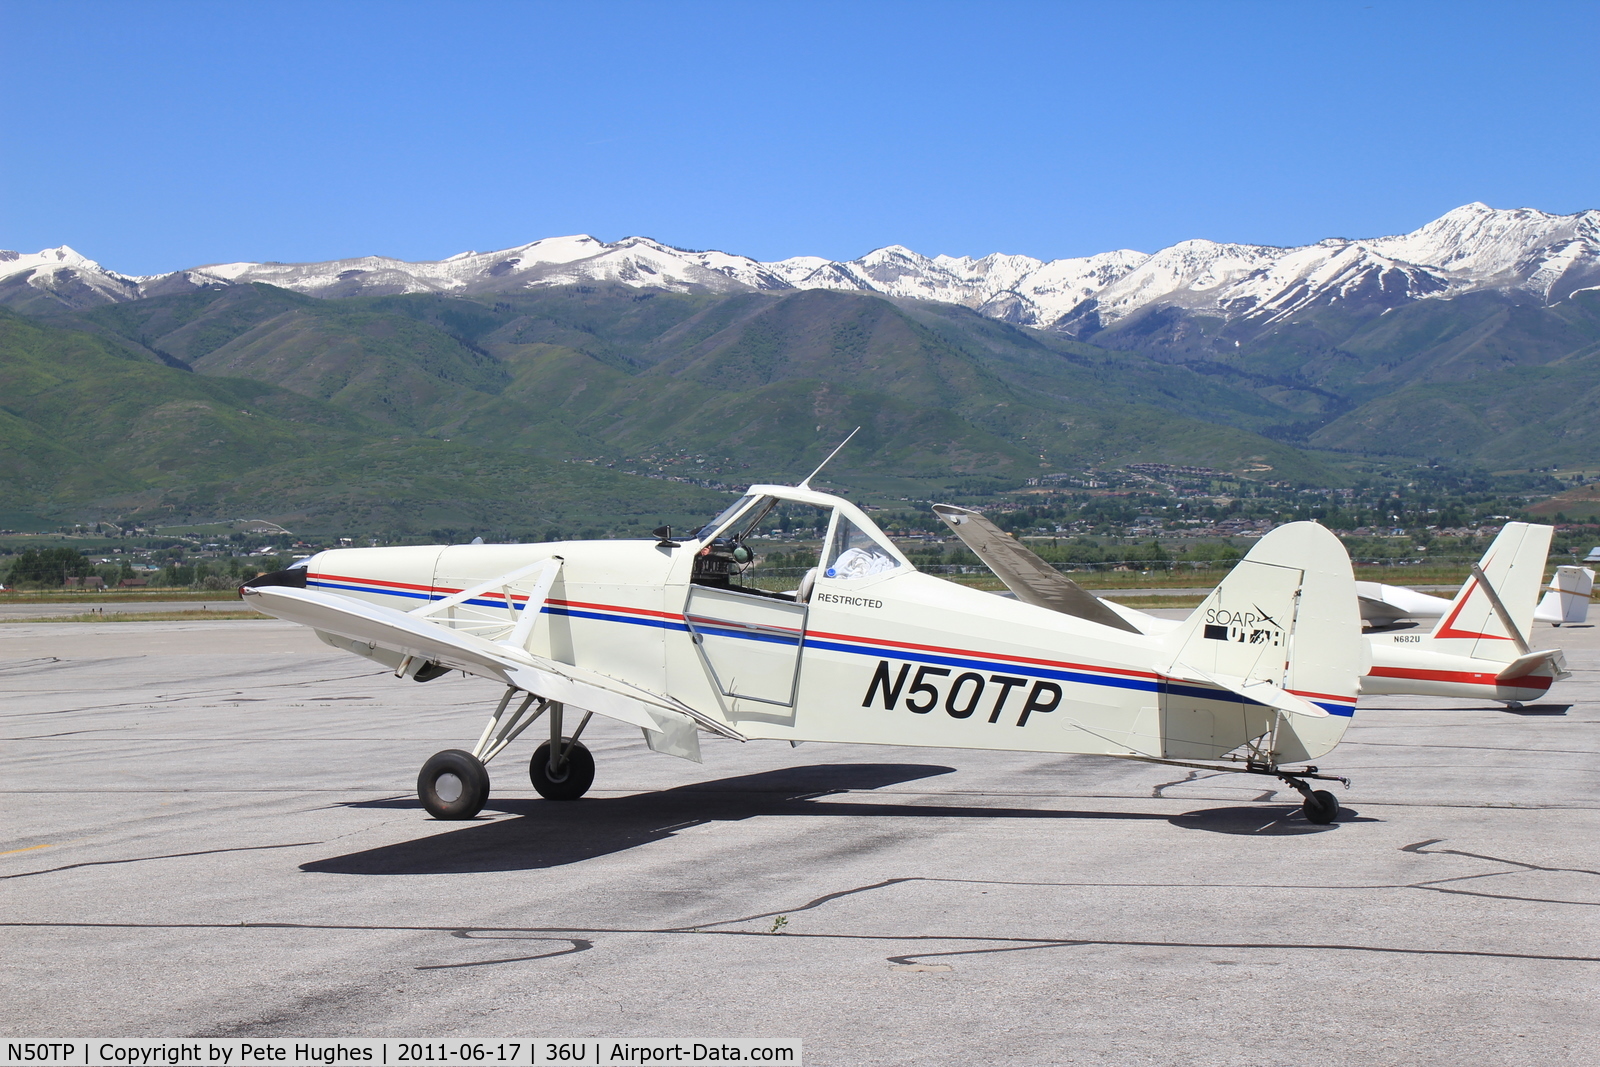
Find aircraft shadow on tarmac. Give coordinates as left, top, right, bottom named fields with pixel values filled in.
left=1167, top=806, right=1371, bottom=836
left=1499, top=703, right=1572, bottom=716
left=1363, top=702, right=1571, bottom=716
left=302, top=762, right=1215, bottom=876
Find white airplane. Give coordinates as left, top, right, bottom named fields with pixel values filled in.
left=1359, top=524, right=1568, bottom=707
left=934, top=509, right=1569, bottom=710
left=241, top=470, right=1367, bottom=825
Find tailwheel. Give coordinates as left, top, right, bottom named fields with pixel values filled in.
left=530, top=739, right=595, bottom=801
left=418, top=749, right=490, bottom=820
left=1301, top=788, right=1340, bottom=825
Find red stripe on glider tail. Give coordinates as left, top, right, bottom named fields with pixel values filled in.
left=1367, top=665, right=1552, bottom=690
left=1431, top=573, right=1511, bottom=642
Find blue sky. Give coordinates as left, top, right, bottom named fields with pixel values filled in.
left=3, top=0, right=1596, bottom=274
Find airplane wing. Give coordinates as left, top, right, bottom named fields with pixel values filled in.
left=932, top=504, right=1142, bottom=633
left=1355, top=581, right=1454, bottom=626
left=240, top=584, right=743, bottom=741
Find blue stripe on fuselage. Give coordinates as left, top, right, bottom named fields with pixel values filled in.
left=314, top=581, right=1354, bottom=716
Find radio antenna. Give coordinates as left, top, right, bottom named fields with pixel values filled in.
left=798, top=427, right=860, bottom=490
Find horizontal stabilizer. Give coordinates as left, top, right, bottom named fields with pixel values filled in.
left=1168, top=662, right=1329, bottom=718
left=931, top=503, right=1141, bottom=632
left=1495, top=648, right=1571, bottom=684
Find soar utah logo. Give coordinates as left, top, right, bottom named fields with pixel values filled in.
left=1202, top=604, right=1286, bottom=647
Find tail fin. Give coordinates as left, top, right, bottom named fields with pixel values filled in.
left=1162, top=522, right=1364, bottom=763
left=1426, top=523, right=1552, bottom=662
left=1534, top=565, right=1594, bottom=626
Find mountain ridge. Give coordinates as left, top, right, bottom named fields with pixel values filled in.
left=8, top=203, right=1598, bottom=335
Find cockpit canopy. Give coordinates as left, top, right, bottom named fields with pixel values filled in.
left=689, top=485, right=909, bottom=593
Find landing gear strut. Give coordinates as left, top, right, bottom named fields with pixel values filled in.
left=415, top=686, right=593, bottom=819
left=1127, top=755, right=1352, bottom=826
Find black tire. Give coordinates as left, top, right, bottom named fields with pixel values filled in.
left=530, top=739, right=595, bottom=801
left=1302, top=789, right=1340, bottom=825
left=417, top=749, right=489, bottom=820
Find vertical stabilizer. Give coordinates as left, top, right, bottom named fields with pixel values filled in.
left=1534, top=565, right=1593, bottom=626
left=1426, top=523, right=1552, bottom=663
left=1161, top=522, right=1364, bottom=763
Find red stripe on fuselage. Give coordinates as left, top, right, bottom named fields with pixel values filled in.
left=313, top=571, right=537, bottom=603
left=311, top=571, right=438, bottom=593
left=548, top=598, right=680, bottom=620
left=1367, top=665, right=1552, bottom=690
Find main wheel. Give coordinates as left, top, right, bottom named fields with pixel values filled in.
left=418, top=749, right=489, bottom=820
left=530, top=739, right=595, bottom=801
left=1302, top=789, right=1340, bottom=825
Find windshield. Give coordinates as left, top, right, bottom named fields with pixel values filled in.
left=694, top=495, right=780, bottom=543
left=693, top=495, right=757, bottom=541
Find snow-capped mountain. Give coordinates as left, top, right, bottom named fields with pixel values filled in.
left=0, top=246, right=142, bottom=305
left=5, top=203, right=1598, bottom=335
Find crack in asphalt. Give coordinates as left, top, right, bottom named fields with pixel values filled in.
left=416, top=935, right=594, bottom=970
left=0, top=842, right=320, bottom=880
left=0, top=668, right=404, bottom=716
left=6, top=917, right=1594, bottom=968
left=9, top=837, right=1597, bottom=970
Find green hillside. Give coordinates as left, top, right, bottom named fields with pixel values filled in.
left=0, top=308, right=726, bottom=534
left=1087, top=290, right=1600, bottom=465
left=12, top=276, right=1599, bottom=535
left=56, top=283, right=1327, bottom=484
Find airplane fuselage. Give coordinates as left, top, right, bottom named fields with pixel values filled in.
left=1363, top=631, right=1556, bottom=703
left=300, top=527, right=1354, bottom=766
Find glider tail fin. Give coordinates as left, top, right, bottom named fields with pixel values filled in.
left=1162, top=522, right=1364, bottom=763
left=1534, top=565, right=1594, bottom=626
left=1425, top=523, right=1552, bottom=663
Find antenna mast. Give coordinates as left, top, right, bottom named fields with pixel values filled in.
left=798, top=427, right=860, bottom=489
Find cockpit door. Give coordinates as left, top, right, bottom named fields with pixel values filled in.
left=684, top=585, right=807, bottom=707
